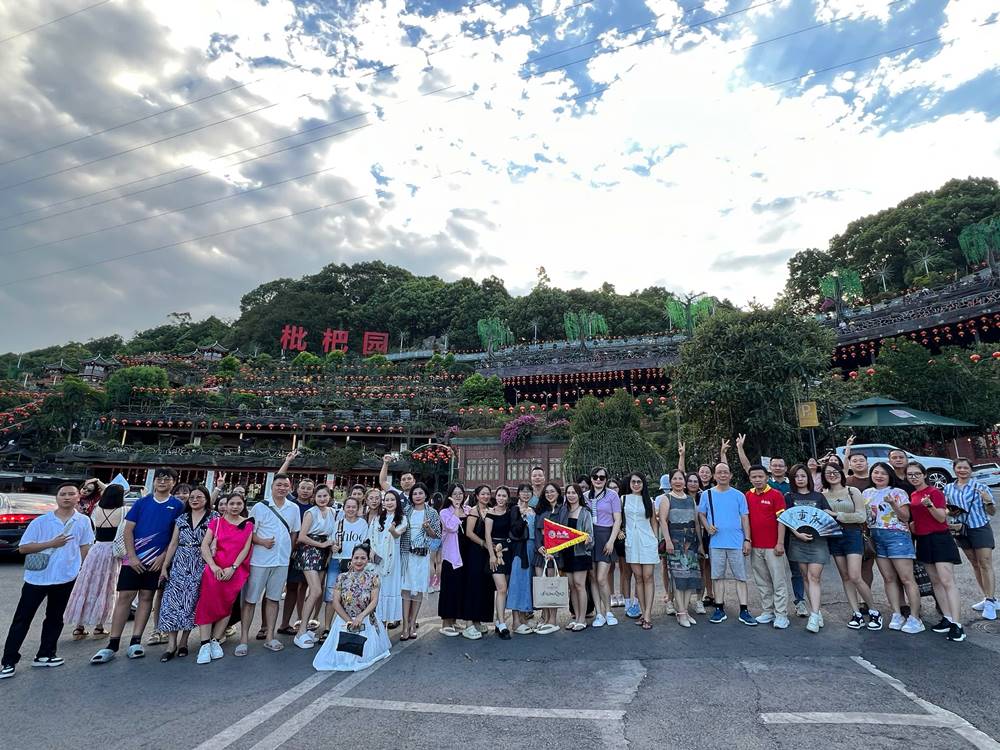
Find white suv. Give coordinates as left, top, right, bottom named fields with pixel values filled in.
left=835, top=443, right=954, bottom=487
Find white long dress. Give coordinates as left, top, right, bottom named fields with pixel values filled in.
left=624, top=494, right=659, bottom=564
left=368, top=517, right=406, bottom=623
left=312, top=569, right=391, bottom=672
left=400, top=509, right=430, bottom=594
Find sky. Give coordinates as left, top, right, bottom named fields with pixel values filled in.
left=0, top=0, right=998, bottom=352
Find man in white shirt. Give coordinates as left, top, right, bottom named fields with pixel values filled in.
left=380, top=454, right=415, bottom=508
left=1, top=483, right=94, bottom=679
left=238, top=474, right=301, bottom=655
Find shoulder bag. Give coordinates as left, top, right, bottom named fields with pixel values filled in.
left=25, top=518, right=75, bottom=571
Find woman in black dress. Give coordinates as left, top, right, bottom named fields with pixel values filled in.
left=485, top=486, right=513, bottom=639
left=461, top=485, right=496, bottom=640
left=437, top=484, right=467, bottom=637
left=532, top=483, right=563, bottom=635
left=556, top=483, right=594, bottom=631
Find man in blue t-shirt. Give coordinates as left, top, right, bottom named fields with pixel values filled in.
left=92, top=467, right=184, bottom=664
left=698, top=462, right=755, bottom=626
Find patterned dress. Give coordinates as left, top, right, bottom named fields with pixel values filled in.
left=159, top=511, right=217, bottom=632
left=312, top=569, right=391, bottom=672
left=665, top=494, right=702, bottom=591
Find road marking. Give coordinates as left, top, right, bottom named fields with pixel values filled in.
left=760, top=657, right=1000, bottom=750
left=325, top=697, right=626, bottom=720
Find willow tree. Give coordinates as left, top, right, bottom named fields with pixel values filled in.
left=563, top=390, right=665, bottom=481
left=476, top=317, right=514, bottom=355
left=563, top=311, right=608, bottom=347
left=959, top=217, right=1000, bottom=273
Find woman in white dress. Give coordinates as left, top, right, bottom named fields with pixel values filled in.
left=292, top=487, right=339, bottom=649
left=399, top=483, right=441, bottom=641
left=368, top=490, right=407, bottom=626
left=624, top=473, right=659, bottom=630
left=312, top=543, right=391, bottom=672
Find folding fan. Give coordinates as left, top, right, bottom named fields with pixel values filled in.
left=777, top=506, right=843, bottom=538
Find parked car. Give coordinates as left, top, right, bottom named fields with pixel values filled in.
left=972, top=462, right=1000, bottom=488
left=835, top=444, right=954, bottom=487
left=0, top=493, right=58, bottom=556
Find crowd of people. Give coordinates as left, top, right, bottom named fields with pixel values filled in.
left=1, top=441, right=995, bottom=680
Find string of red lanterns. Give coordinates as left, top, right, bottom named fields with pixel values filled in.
left=101, top=416, right=407, bottom=433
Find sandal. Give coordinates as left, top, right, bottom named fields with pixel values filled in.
left=317, top=629, right=329, bottom=643
left=641, top=620, right=653, bottom=630
left=177, top=647, right=189, bottom=658
left=255, top=628, right=267, bottom=641
left=399, top=634, right=411, bottom=641
left=276, top=627, right=297, bottom=636
left=234, top=644, right=248, bottom=657
left=72, top=627, right=88, bottom=640
left=93, top=627, right=106, bottom=637
left=160, top=651, right=176, bottom=663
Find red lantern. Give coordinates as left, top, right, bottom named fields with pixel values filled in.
left=866, top=368, right=875, bottom=376
left=971, top=354, right=982, bottom=363
left=849, top=371, right=858, bottom=379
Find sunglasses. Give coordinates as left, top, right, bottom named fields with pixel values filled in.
left=591, top=474, right=607, bottom=480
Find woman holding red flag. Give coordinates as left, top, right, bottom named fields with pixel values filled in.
left=532, top=483, right=563, bottom=635
left=556, top=483, right=594, bottom=632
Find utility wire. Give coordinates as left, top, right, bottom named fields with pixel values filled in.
left=0, top=0, right=113, bottom=44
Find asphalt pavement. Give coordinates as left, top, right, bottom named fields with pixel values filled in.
left=2, top=519, right=1000, bottom=750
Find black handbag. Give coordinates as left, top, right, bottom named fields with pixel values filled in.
left=336, top=629, right=367, bottom=656
left=614, top=503, right=627, bottom=557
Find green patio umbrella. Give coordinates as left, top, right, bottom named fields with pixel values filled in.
left=838, top=396, right=975, bottom=428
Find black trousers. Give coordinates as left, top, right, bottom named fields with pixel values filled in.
left=2, top=580, right=75, bottom=666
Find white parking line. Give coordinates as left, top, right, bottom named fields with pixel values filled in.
left=327, top=697, right=626, bottom=720
left=760, top=657, right=1000, bottom=750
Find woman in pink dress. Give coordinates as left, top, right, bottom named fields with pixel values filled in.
left=194, top=493, right=254, bottom=661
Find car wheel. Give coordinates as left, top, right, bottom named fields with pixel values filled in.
left=926, top=469, right=950, bottom=488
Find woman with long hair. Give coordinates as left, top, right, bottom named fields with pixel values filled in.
left=658, top=470, right=702, bottom=627
left=864, top=462, right=922, bottom=633
left=292, top=486, right=338, bottom=650
left=462, top=485, right=497, bottom=639
left=908, top=462, right=965, bottom=641
left=429, top=491, right=445, bottom=592
left=65, top=483, right=124, bottom=640
left=624, top=473, right=659, bottom=630
left=822, top=463, right=881, bottom=630
left=363, top=487, right=383, bottom=526
left=507, top=483, right=535, bottom=633
left=694, top=467, right=715, bottom=609
left=323, top=497, right=369, bottom=640
left=399, top=483, right=440, bottom=641
left=586, top=466, right=621, bottom=628
left=194, top=493, right=254, bottom=659
left=945, top=458, right=996, bottom=620
left=558, top=483, right=594, bottom=632
left=368, top=490, right=406, bottom=631
left=784, top=465, right=832, bottom=634
left=531, top=483, right=563, bottom=634
left=484, top=486, right=513, bottom=639
left=438, top=484, right=467, bottom=636
left=684, top=472, right=708, bottom=614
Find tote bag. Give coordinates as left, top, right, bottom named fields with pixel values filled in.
left=531, top=556, right=569, bottom=609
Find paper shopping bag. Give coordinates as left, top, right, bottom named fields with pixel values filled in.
left=532, top=556, right=569, bottom=609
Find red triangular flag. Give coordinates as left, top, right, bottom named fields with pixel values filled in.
left=543, top=518, right=589, bottom=554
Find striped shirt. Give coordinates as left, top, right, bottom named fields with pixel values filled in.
left=943, top=480, right=993, bottom=529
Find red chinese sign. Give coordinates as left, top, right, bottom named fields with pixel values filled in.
left=279, top=325, right=388, bottom=355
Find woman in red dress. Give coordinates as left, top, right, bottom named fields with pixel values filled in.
left=194, top=493, right=254, bottom=660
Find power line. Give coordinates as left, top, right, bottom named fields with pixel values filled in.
left=0, top=0, right=767, bottom=215
left=0, top=0, right=582, bottom=169
left=0, top=0, right=113, bottom=44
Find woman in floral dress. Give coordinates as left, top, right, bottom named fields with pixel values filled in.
left=312, top=543, right=391, bottom=672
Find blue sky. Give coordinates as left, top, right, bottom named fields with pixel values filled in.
left=0, top=0, right=998, bottom=350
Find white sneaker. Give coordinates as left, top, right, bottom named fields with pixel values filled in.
left=293, top=632, right=314, bottom=650
left=592, top=614, right=606, bottom=628
left=209, top=640, right=224, bottom=660
left=604, top=611, right=618, bottom=626
left=795, top=600, right=809, bottom=617
left=817, top=612, right=825, bottom=628
left=196, top=644, right=213, bottom=664
left=901, top=616, right=926, bottom=634
left=461, top=625, right=483, bottom=640
left=888, top=613, right=905, bottom=631
left=664, top=601, right=676, bottom=615
left=972, top=599, right=987, bottom=612
left=693, top=601, right=706, bottom=615
left=983, top=600, right=998, bottom=621
left=806, top=613, right=820, bottom=633
left=773, top=615, right=790, bottom=629
left=755, top=612, right=775, bottom=625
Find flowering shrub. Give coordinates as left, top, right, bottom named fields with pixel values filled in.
left=500, top=414, right=538, bottom=452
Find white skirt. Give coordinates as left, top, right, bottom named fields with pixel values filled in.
left=626, top=524, right=660, bottom=565
left=312, top=615, right=391, bottom=672
left=400, top=552, right=431, bottom=594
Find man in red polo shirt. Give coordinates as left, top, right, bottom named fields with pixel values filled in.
left=745, top=464, right=789, bottom=629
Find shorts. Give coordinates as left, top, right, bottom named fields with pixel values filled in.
left=916, top=532, right=962, bottom=565
left=828, top=526, right=864, bottom=557
left=870, top=528, right=915, bottom=560
left=428, top=538, right=442, bottom=552
left=243, top=565, right=288, bottom=604
left=709, top=547, right=747, bottom=581
left=955, top=524, right=995, bottom=551
left=117, top=566, right=162, bottom=592
left=286, top=563, right=305, bottom=584
left=324, top=560, right=350, bottom=603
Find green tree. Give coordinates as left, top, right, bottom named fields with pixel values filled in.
left=459, top=374, right=505, bottom=408
left=215, top=355, right=241, bottom=379
left=291, top=351, right=322, bottom=368
left=564, top=390, right=665, bottom=480
left=34, top=376, right=105, bottom=447
left=105, top=366, right=170, bottom=408
left=671, top=305, right=835, bottom=469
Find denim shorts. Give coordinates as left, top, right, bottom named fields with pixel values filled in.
left=870, top=528, right=915, bottom=559
left=828, top=526, right=864, bottom=557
